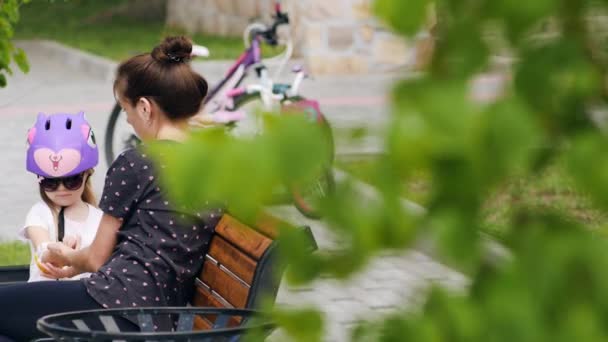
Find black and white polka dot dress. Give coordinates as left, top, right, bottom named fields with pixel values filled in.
left=83, top=147, right=222, bottom=320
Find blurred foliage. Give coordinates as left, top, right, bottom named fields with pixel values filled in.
left=0, top=0, right=30, bottom=87
left=150, top=0, right=608, bottom=340
left=0, top=241, right=29, bottom=266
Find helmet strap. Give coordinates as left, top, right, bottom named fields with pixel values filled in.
left=57, top=206, right=65, bottom=242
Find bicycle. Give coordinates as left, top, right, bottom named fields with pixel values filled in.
left=104, top=2, right=334, bottom=219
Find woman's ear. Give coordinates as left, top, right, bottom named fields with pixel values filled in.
left=136, top=97, right=153, bottom=123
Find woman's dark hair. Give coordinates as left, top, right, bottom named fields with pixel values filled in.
left=114, top=36, right=208, bottom=120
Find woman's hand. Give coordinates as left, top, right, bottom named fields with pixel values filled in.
left=62, top=234, right=81, bottom=250
left=41, top=242, right=73, bottom=267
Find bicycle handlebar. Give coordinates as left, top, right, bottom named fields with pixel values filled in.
left=254, top=9, right=289, bottom=46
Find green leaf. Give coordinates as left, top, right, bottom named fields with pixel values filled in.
left=484, top=0, right=557, bottom=43
left=373, top=0, right=430, bottom=36
left=428, top=208, right=481, bottom=270
left=272, top=307, right=324, bottom=342
left=515, top=39, right=601, bottom=135
left=566, top=133, right=608, bottom=209
left=13, top=48, right=28, bottom=73
left=0, top=16, right=15, bottom=38
left=432, top=21, right=488, bottom=78
left=389, top=78, right=480, bottom=161
left=2, top=0, right=19, bottom=23
left=473, top=96, right=542, bottom=187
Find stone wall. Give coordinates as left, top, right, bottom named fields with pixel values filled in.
left=166, top=0, right=431, bottom=75
left=294, top=0, right=410, bottom=74
left=166, top=0, right=275, bottom=37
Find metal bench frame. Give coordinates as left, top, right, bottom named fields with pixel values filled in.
left=37, top=307, right=274, bottom=341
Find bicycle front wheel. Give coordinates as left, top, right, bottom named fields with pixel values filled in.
left=104, top=102, right=140, bottom=165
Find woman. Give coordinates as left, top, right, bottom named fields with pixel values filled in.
left=0, top=36, right=222, bottom=341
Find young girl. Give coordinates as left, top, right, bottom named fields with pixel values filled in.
left=19, top=111, right=103, bottom=282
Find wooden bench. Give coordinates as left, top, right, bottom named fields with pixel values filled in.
left=192, top=212, right=317, bottom=330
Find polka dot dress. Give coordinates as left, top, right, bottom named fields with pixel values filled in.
left=83, top=147, right=223, bottom=326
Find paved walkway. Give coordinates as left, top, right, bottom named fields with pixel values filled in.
left=0, top=41, right=467, bottom=341
left=268, top=206, right=467, bottom=342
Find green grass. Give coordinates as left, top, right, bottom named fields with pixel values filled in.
left=14, top=0, right=247, bottom=61
left=337, top=156, right=608, bottom=239
left=481, top=164, right=608, bottom=239
left=0, top=241, right=30, bottom=266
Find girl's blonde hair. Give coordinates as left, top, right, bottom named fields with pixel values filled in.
left=39, top=169, right=98, bottom=213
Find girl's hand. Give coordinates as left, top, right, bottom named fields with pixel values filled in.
left=40, top=263, right=78, bottom=279
left=62, top=234, right=81, bottom=250
left=41, top=242, right=73, bottom=267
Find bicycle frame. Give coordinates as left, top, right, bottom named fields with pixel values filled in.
left=201, top=32, right=271, bottom=115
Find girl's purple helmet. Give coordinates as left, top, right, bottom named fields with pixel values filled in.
left=26, top=112, right=99, bottom=178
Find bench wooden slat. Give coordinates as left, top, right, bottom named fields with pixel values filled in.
left=193, top=280, right=228, bottom=308
left=208, top=236, right=257, bottom=285
left=192, top=286, right=222, bottom=328
left=200, top=261, right=249, bottom=308
left=192, top=286, right=242, bottom=326
left=253, top=212, right=285, bottom=239
left=215, top=215, right=273, bottom=260
left=193, top=316, right=213, bottom=330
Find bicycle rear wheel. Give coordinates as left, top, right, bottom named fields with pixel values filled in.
left=233, top=93, right=335, bottom=219
left=279, top=97, right=335, bottom=219
left=290, top=167, right=335, bottom=219
left=104, top=102, right=140, bottom=165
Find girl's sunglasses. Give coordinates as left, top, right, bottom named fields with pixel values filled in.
left=39, top=172, right=87, bottom=192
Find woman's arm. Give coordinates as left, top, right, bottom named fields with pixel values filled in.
left=42, top=214, right=122, bottom=275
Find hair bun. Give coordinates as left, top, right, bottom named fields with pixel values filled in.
left=151, top=36, right=193, bottom=63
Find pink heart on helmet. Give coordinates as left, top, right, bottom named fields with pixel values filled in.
left=34, top=148, right=81, bottom=177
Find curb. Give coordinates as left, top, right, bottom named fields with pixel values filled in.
left=15, top=40, right=117, bottom=82
left=332, top=168, right=509, bottom=266
left=333, top=168, right=426, bottom=216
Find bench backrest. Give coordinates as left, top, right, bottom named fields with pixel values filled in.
left=0, top=265, right=29, bottom=286
left=192, top=213, right=316, bottom=330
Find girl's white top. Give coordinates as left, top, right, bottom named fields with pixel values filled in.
left=19, top=202, right=103, bottom=282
